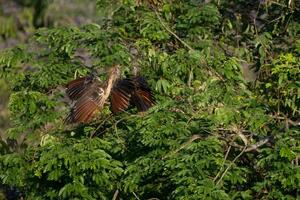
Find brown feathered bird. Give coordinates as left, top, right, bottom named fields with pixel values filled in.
left=65, top=65, right=155, bottom=123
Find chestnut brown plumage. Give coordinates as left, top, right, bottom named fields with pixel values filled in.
left=65, top=65, right=155, bottom=123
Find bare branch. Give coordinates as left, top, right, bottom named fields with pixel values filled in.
left=133, top=192, right=141, bottom=200
left=112, top=190, right=119, bottom=200
left=153, top=9, right=225, bottom=81
left=269, top=115, right=300, bottom=127
left=287, top=119, right=300, bottom=126
left=154, top=10, right=194, bottom=51
left=236, top=130, right=249, bottom=146
left=213, top=145, right=232, bottom=182
left=215, top=128, right=274, bottom=152
left=230, top=137, right=272, bottom=152
left=216, top=146, right=247, bottom=185
left=245, top=137, right=272, bottom=152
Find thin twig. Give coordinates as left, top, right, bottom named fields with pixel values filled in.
left=187, top=66, right=194, bottom=87
left=269, top=0, right=287, bottom=7
left=253, top=1, right=261, bottom=36
left=154, top=9, right=225, bottom=81
left=286, top=119, right=300, bottom=126
left=162, top=134, right=202, bottom=160
left=245, top=137, right=271, bottom=152
left=229, top=137, right=272, bottom=152
left=269, top=115, right=300, bottom=127
left=216, top=145, right=247, bottom=185
left=153, top=10, right=193, bottom=51
left=89, top=114, right=113, bottom=138
left=213, top=145, right=232, bottom=182
left=236, top=130, right=249, bottom=146
left=112, top=190, right=119, bottom=200
left=113, top=114, right=139, bottom=135
left=133, top=192, right=141, bottom=200
left=217, top=128, right=272, bottom=152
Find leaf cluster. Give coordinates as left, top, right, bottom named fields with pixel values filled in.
left=0, top=0, right=299, bottom=199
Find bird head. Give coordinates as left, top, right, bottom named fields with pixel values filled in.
left=110, top=64, right=121, bottom=76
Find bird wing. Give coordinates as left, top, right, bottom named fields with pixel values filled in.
left=66, top=75, right=155, bottom=123
left=65, top=77, right=104, bottom=123
left=110, top=78, right=134, bottom=114
left=131, top=76, right=155, bottom=112
left=110, top=76, right=155, bottom=113
left=66, top=75, right=96, bottom=100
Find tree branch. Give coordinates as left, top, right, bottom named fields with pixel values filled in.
left=162, top=134, right=202, bottom=160
left=154, top=10, right=194, bottom=51
left=133, top=192, right=141, bottom=200
left=244, top=137, right=272, bottom=152
left=216, top=145, right=247, bottom=185
left=213, top=145, right=232, bottom=182
left=112, top=190, right=119, bottom=200
left=236, top=130, right=249, bottom=146
left=154, top=9, right=225, bottom=81
left=269, top=115, right=300, bottom=127
left=216, top=128, right=274, bottom=152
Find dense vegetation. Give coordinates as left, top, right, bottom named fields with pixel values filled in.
left=0, top=0, right=299, bottom=199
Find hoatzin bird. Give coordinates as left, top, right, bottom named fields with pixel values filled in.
left=65, top=65, right=155, bottom=123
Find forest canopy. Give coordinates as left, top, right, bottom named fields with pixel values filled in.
left=0, top=0, right=299, bottom=199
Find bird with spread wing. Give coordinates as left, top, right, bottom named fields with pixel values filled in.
left=64, top=65, right=155, bottom=123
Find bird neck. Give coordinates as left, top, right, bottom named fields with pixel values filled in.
left=102, top=65, right=120, bottom=101
left=105, top=76, right=115, bottom=93
left=96, top=76, right=116, bottom=109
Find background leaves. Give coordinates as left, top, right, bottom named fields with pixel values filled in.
left=0, top=0, right=299, bottom=199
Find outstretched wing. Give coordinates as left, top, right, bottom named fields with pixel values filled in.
left=131, top=76, right=155, bottom=112
left=110, top=78, right=134, bottom=114
left=65, top=76, right=104, bottom=123
left=110, top=76, right=155, bottom=113
left=66, top=75, right=96, bottom=100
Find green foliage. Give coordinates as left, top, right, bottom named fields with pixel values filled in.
left=259, top=53, right=300, bottom=116
left=7, top=91, right=58, bottom=140
left=0, top=138, right=123, bottom=199
left=254, top=129, right=300, bottom=199
left=0, top=2, right=36, bottom=42
left=0, top=79, right=10, bottom=135
left=0, top=0, right=299, bottom=199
